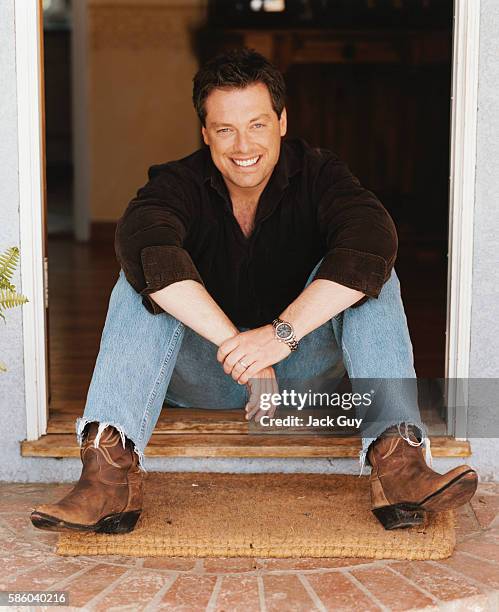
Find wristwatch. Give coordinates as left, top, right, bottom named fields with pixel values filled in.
left=272, top=318, right=299, bottom=352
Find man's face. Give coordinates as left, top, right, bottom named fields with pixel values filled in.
left=201, top=82, right=287, bottom=196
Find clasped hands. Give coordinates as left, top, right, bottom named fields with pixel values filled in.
left=216, top=324, right=292, bottom=423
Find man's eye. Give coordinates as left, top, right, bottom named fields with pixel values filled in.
left=252, top=123, right=265, bottom=129
left=217, top=128, right=231, bottom=134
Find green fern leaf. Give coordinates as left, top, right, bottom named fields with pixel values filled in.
left=0, top=279, right=16, bottom=291
left=0, top=247, right=19, bottom=285
left=0, top=288, right=29, bottom=310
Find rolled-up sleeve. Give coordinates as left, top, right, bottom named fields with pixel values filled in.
left=114, top=166, right=204, bottom=315
left=313, top=154, right=398, bottom=308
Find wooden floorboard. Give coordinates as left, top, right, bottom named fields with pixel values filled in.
left=47, top=408, right=248, bottom=435
left=22, top=434, right=471, bottom=459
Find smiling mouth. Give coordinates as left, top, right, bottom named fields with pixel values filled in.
left=231, top=155, right=261, bottom=168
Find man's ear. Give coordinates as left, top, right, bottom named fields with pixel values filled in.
left=279, top=107, right=287, bottom=137
left=201, top=126, right=209, bottom=146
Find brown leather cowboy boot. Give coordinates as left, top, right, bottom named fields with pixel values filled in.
left=30, top=423, right=144, bottom=534
left=367, top=425, right=478, bottom=530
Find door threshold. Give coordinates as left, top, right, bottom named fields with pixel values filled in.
left=22, top=433, right=471, bottom=459
left=24, top=406, right=471, bottom=458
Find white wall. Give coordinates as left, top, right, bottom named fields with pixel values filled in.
left=0, top=0, right=498, bottom=481
left=465, top=0, right=499, bottom=481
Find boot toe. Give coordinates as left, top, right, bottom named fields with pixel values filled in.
left=420, top=466, right=478, bottom=512
left=30, top=508, right=73, bottom=532
left=30, top=503, right=95, bottom=532
left=32, top=503, right=57, bottom=516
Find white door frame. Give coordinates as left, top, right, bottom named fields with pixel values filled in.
left=16, top=0, right=481, bottom=441
left=445, top=0, right=481, bottom=438
left=15, top=0, right=48, bottom=440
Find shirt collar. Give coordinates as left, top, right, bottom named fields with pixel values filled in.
left=202, top=138, right=303, bottom=218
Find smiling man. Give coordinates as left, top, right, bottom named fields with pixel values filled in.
left=31, top=48, right=477, bottom=535
left=201, top=83, right=286, bottom=202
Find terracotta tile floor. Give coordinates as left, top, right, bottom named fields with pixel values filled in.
left=0, top=482, right=498, bottom=611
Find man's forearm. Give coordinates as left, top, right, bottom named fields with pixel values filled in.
left=279, top=279, right=365, bottom=341
left=148, top=280, right=239, bottom=346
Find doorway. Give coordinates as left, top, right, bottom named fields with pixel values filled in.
left=18, top=0, right=480, bottom=455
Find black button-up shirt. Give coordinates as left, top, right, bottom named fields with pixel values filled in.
left=114, top=138, right=398, bottom=328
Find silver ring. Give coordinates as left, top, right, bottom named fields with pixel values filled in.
left=238, top=360, right=249, bottom=369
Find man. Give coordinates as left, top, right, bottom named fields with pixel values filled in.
left=31, top=48, right=477, bottom=534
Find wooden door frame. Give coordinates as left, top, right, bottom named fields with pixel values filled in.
left=16, top=0, right=481, bottom=441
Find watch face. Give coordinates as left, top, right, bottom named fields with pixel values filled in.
left=276, top=322, right=293, bottom=340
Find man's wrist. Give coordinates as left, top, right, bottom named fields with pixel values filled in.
left=218, top=327, right=240, bottom=347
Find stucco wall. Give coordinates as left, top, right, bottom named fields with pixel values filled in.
left=0, top=0, right=498, bottom=482
left=0, top=0, right=26, bottom=476
left=465, top=0, right=499, bottom=481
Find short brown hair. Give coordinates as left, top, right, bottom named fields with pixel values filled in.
left=192, top=48, right=286, bottom=127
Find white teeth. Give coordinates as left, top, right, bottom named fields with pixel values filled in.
left=233, top=156, right=259, bottom=167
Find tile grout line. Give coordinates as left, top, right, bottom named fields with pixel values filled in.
left=385, top=564, right=442, bottom=605
left=257, top=575, right=267, bottom=612
left=486, top=533, right=499, bottom=543
left=77, top=555, right=141, bottom=570
left=467, top=502, right=487, bottom=532
left=341, top=569, right=390, bottom=612
left=456, top=530, right=489, bottom=544
left=80, top=567, right=135, bottom=611
left=205, top=575, right=223, bottom=612
left=297, top=574, right=328, bottom=612
left=43, top=562, right=101, bottom=593
left=426, top=559, right=499, bottom=593
left=143, top=573, right=179, bottom=612
left=0, top=515, right=26, bottom=538
left=187, top=559, right=396, bottom=578
left=457, top=550, right=499, bottom=565
left=435, top=591, right=499, bottom=612
left=463, top=502, right=483, bottom=532
left=0, top=556, right=83, bottom=585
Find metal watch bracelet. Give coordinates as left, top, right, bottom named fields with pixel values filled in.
left=272, top=318, right=299, bottom=352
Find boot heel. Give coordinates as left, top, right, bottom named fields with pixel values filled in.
left=372, top=505, right=425, bottom=530
left=96, top=510, right=142, bottom=534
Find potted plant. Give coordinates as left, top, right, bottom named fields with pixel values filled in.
left=0, top=246, right=29, bottom=373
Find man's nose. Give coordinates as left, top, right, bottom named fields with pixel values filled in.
left=234, top=132, right=252, bottom=154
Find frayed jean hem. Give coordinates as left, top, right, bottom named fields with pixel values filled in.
left=75, top=417, right=147, bottom=472
left=359, top=419, right=432, bottom=477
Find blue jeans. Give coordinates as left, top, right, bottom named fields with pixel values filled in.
left=78, top=260, right=431, bottom=474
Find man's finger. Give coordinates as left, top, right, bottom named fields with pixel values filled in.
left=237, top=362, right=261, bottom=385
left=245, top=384, right=260, bottom=409
left=245, top=400, right=260, bottom=421
left=222, top=349, right=246, bottom=375
left=245, top=381, right=265, bottom=420
left=216, top=336, right=239, bottom=363
left=255, top=378, right=275, bottom=422
left=260, top=378, right=280, bottom=421
left=231, top=360, right=251, bottom=381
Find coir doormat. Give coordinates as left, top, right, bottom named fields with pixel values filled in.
left=57, top=472, right=455, bottom=560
